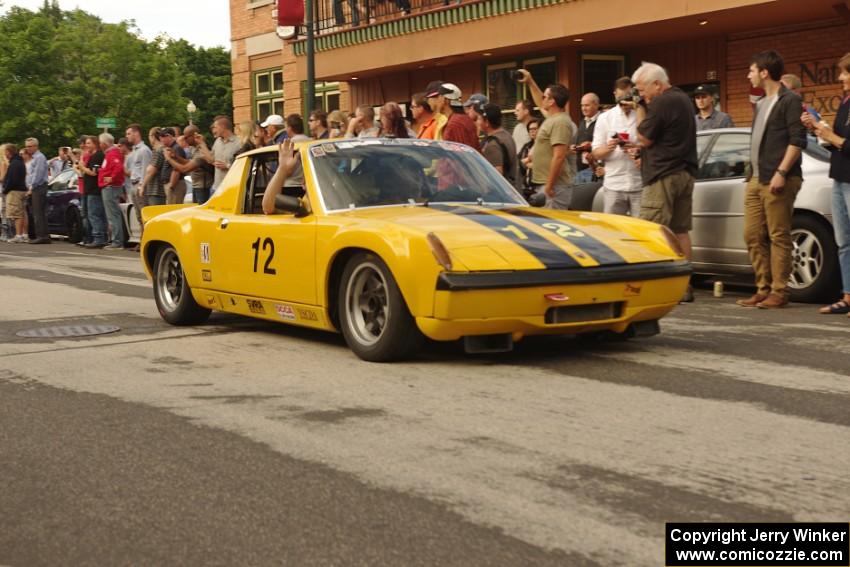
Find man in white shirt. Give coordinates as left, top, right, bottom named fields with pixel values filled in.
left=591, top=77, right=643, bottom=216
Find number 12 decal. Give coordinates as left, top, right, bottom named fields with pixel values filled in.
left=251, top=237, right=276, bottom=274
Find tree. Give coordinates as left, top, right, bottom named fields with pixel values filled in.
left=0, top=2, right=232, bottom=155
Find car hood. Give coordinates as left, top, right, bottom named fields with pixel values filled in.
left=339, top=204, right=678, bottom=271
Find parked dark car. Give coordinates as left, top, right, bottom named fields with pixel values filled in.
left=27, top=169, right=83, bottom=242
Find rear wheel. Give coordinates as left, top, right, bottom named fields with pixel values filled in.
left=153, top=246, right=211, bottom=325
left=338, top=252, right=423, bottom=362
left=788, top=215, right=840, bottom=303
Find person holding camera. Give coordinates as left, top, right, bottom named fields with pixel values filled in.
left=516, top=69, right=576, bottom=209
left=693, top=84, right=734, bottom=131
left=592, top=77, right=643, bottom=216
left=632, top=62, right=698, bottom=302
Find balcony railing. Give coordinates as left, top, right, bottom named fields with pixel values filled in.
left=290, top=0, right=567, bottom=54
left=310, top=0, right=463, bottom=35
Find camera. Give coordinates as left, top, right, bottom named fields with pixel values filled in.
left=616, top=88, right=641, bottom=106
left=508, top=70, right=521, bottom=81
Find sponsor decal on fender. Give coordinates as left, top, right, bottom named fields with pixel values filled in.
left=202, top=270, right=212, bottom=282
left=275, top=304, right=297, bottom=320
left=624, top=282, right=643, bottom=296
left=247, top=299, right=265, bottom=314
left=297, top=308, right=318, bottom=321
left=200, top=242, right=211, bottom=264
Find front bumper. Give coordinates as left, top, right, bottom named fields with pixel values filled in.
left=416, top=261, right=691, bottom=341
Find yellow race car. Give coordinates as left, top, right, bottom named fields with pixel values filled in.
left=140, top=139, right=690, bottom=361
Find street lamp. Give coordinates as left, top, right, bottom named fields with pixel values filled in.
left=186, top=100, right=197, bottom=125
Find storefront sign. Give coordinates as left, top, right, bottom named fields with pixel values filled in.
left=798, top=59, right=844, bottom=118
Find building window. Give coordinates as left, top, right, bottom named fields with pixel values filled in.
left=486, top=56, right=557, bottom=131
left=580, top=55, right=625, bottom=107
left=254, top=68, right=284, bottom=121
left=314, top=81, right=341, bottom=112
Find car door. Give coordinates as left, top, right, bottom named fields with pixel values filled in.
left=208, top=153, right=317, bottom=306
left=691, top=132, right=751, bottom=267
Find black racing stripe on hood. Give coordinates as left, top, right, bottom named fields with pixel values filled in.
left=500, top=208, right=627, bottom=266
left=429, top=204, right=581, bottom=269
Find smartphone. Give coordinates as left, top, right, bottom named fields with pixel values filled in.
left=805, top=105, right=822, bottom=123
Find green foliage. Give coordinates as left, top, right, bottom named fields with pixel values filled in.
left=0, top=1, right=233, bottom=156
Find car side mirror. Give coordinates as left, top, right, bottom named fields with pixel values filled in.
left=274, top=194, right=309, bottom=217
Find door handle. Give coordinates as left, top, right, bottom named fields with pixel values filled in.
left=219, top=219, right=229, bottom=229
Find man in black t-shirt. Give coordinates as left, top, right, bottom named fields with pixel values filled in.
left=633, top=61, right=698, bottom=302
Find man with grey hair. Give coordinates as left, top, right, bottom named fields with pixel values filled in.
left=574, top=92, right=601, bottom=183
left=97, top=132, right=126, bottom=248
left=633, top=61, right=698, bottom=302
left=24, top=137, right=50, bottom=243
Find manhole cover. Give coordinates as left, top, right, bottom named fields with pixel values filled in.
left=16, top=325, right=121, bottom=338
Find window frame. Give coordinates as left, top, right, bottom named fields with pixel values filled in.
left=253, top=68, right=285, bottom=122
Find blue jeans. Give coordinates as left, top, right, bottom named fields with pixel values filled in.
left=102, top=186, right=124, bottom=246
left=86, top=194, right=107, bottom=245
left=832, top=180, right=850, bottom=294
left=79, top=194, right=91, bottom=243
left=574, top=167, right=594, bottom=184
left=193, top=186, right=210, bottom=204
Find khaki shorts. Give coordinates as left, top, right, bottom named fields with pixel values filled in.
left=5, top=191, right=26, bottom=219
left=640, top=169, right=694, bottom=233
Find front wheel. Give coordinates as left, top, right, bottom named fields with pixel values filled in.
left=153, top=246, right=211, bottom=325
left=788, top=215, right=840, bottom=303
left=338, top=252, right=423, bottom=362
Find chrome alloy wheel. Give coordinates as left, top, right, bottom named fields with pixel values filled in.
left=344, top=261, right=390, bottom=346
left=155, top=248, right=184, bottom=313
left=789, top=228, right=823, bottom=290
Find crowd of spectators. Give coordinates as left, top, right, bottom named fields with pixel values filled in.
left=1, top=48, right=848, bottom=316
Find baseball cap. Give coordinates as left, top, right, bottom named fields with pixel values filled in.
left=463, top=93, right=488, bottom=110
left=155, top=127, right=174, bottom=139
left=260, top=114, right=285, bottom=128
left=441, top=83, right=462, bottom=106
left=693, top=84, right=713, bottom=97
left=424, top=81, right=462, bottom=102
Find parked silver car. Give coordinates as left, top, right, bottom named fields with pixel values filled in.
left=572, top=128, right=838, bottom=303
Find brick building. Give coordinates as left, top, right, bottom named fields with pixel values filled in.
left=229, top=0, right=849, bottom=128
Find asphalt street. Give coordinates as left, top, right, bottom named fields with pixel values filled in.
left=1, top=241, right=848, bottom=566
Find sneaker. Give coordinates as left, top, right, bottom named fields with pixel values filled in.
left=756, top=293, right=789, bottom=309
left=736, top=293, right=768, bottom=307
left=12, top=235, right=27, bottom=243
left=103, top=243, right=123, bottom=249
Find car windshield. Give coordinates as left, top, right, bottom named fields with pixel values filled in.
left=49, top=169, right=76, bottom=189
left=308, top=139, right=526, bottom=211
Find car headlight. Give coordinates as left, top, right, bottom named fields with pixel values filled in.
left=660, top=226, right=685, bottom=257
left=427, top=232, right=453, bottom=271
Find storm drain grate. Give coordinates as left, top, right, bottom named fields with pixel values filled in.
left=16, top=325, right=121, bottom=338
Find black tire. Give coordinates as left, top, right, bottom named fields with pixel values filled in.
left=66, top=206, right=83, bottom=243
left=568, top=182, right=603, bottom=212
left=788, top=214, right=841, bottom=304
left=338, top=252, right=424, bottom=362
left=153, top=246, right=211, bottom=325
